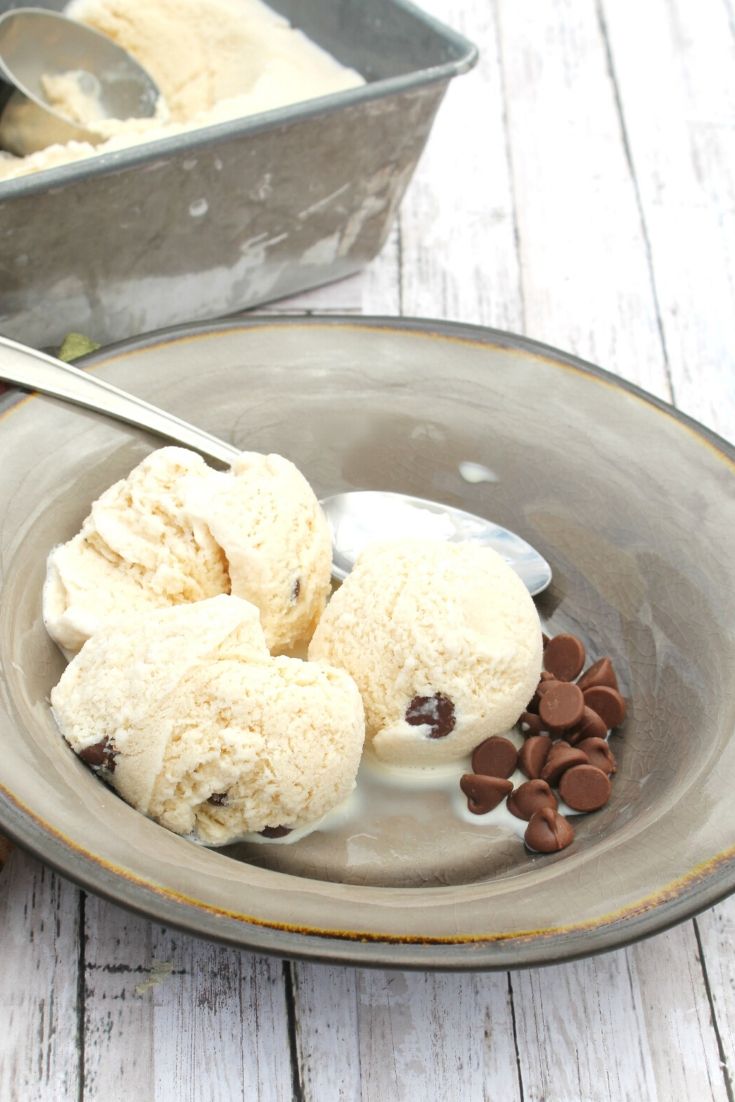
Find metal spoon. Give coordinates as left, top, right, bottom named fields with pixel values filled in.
left=0, top=335, right=552, bottom=595
left=0, top=8, right=160, bottom=156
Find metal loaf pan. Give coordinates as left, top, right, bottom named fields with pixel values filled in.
left=0, top=0, right=477, bottom=348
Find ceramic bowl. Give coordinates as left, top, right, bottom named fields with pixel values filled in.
left=0, top=316, right=733, bottom=969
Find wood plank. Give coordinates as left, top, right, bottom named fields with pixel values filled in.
left=496, top=0, right=671, bottom=400
left=695, top=898, right=735, bottom=1091
left=398, top=0, right=523, bottom=332
left=513, top=920, right=730, bottom=1102
left=292, top=964, right=521, bottom=1102
left=82, top=892, right=293, bottom=1102
left=0, top=850, right=81, bottom=1102
left=600, top=0, right=735, bottom=438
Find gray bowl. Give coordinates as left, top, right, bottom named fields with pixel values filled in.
left=0, top=316, right=733, bottom=970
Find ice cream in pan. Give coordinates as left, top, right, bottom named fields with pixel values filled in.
left=0, top=0, right=365, bottom=181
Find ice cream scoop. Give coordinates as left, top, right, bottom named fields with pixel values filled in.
left=51, top=596, right=365, bottom=843
left=0, top=8, right=160, bottom=155
left=309, top=539, right=544, bottom=765
left=0, top=334, right=552, bottom=594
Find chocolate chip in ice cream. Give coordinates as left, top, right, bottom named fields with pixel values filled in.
left=507, top=779, right=558, bottom=821
left=559, top=764, right=612, bottom=811
left=78, top=736, right=116, bottom=772
left=576, top=738, right=617, bottom=776
left=405, top=692, right=456, bottom=738
left=577, top=657, right=618, bottom=693
left=519, top=734, right=552, bottom=779
left=543, top=633, right=586, bottom=681
left=538, top=682, right=584, bottom=733
left=460, top=773, right=513, bottom=814
left=207, top=792, right=228, bottom=806
left=291, top=577, right=301, bottom=602
left=540, top=742, right=589, bottom=785
left=583, top=686, right=626, bottom=728
left=260, top=825, right=292, bottom=838
left=564, top=706, right=608, bottom=745
left=524, top=808, right=575, bottom=852
left=471, top=736, right=518, bottom=779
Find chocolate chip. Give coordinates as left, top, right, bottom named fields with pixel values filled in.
left=538, top=682, right=585, bottom=733
left=524, top=808, right=575, bottom=852
left=208, top=792, right=228, bottom=806
left=559, top=764, right=612, bottom=811
left=460, top=773, right=513, bottom=814
left=540, top=742, right=589, bottom=785
left=543, top=634, right=586, bottom=681
left=564, top=706, right=608, bottom=745
left=260, top=826, right=292, bottom=838
left=527, top=673, right=559, bottom=714
left=583, top=686, right=626, bottom=728
left=537, top=677, right=562, bottom=696
left=78, top=737, right=116, bottom=772
left=577, top=657, right=618, bottom=693
left=576, top=737, right=617, bottom=776
left=517, top=711, right=548, bottom=737
left=291, top=577, right=301, bottom=602
left=405, top=693, right=456, bottom=738
left=507, top=779, right=558, bottom=821
left=471, top=736, right=518, bottom=779
left=519, top=734, right=552, bottom=779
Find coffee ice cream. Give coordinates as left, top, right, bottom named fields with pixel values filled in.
left=43, top=446, right=332, bottom=657
left=309, top=539, right=543, bottom=765
left=51, top=595, right=365, bottom=843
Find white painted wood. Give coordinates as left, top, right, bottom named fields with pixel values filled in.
left=82, top=891, right=292, bottom=1102
left=496, top=0, right=672, bottom=401
left=292, top=965, right=521, bottom=1102
left=514, top=921, right=731, bottom=1102
left=696, top=896, right=735, bottom=1083
left=0, top=850, right=81, bottom=1102
left=601, top=0, right=735, bottom=438
left=398, top=0, right=523, bottom=333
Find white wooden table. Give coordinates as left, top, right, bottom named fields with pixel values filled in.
left=2, top=1, right=735, bottom=1098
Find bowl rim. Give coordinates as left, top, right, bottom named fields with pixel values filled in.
left=0, top=313, right=733, bottom=971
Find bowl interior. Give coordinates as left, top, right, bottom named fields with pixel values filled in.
left=0, top=318, right=733, bottom=960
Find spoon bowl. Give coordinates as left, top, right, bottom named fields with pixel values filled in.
left=0, top=7, right=160, bottom=155
left=0, top=334, right=552, bottom=593
left=321, top=490, right=551, bottom=593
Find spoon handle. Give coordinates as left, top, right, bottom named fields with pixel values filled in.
left=0, top=336, right=240, bottom=466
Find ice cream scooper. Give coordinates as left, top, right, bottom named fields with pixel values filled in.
left=0, top=7, right=160, bottom=156
left=0, top=334, right=552, bottom=595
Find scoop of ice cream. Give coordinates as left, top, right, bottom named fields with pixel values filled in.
left=308, top=539, right=543, bottom=765
left=51, top=596, right=365, bottom=843
left=183, top=451, right=332, bottom=655
left=43, top=447, right=229, bottom=656
left=43, top=446, right=332, bottom=657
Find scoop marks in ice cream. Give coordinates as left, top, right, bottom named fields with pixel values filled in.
left=309, top=539, right=543, bottom=765
left=43, top=446, right=332, bottom=656
left=0, top=0, right=364, bottom=181
left=51, top=596, right=365, bottom=843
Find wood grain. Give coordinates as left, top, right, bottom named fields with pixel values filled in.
left=0, top=851, right=81, bottom=1102
left=601, top=0, right=735, bottom=437
left=81, top=891, right=293, bottom=1102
